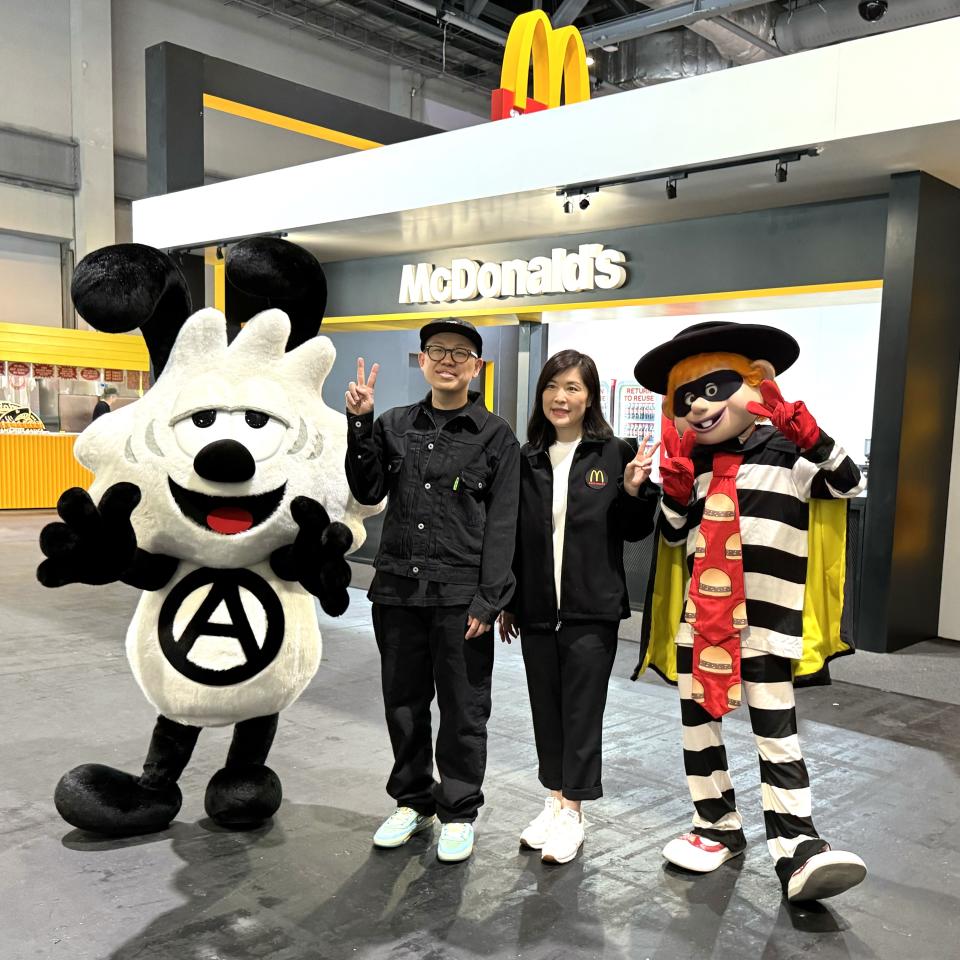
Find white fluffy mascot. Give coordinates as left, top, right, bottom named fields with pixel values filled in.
left=38, top=238, right=379, bottom=836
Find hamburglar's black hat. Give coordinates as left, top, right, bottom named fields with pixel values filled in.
left=633, top=321, right=800, bottom=394
left=419, top=317, right=483, bottom=355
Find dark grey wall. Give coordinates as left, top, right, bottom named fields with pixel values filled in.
left=859, top=173, right=960, bottom=652
left=323, top=197, right=888, bottom=319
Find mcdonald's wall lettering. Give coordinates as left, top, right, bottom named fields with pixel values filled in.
left=491, top=10, right=591, bottom=121
left=398, top=245, right=627, bottom=305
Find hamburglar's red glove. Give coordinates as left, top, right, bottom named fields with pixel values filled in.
left=660, top=424, right=697, bottom=505
left=746, top=380, right=820, bottom=450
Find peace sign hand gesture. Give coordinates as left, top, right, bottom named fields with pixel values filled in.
left=346, top=358, right=379, bottom=416
left=746, top=379, right=820, bottom=451
left=624, top=433, right=661, bottom=496
left=659, top=422, right=698, bottom=505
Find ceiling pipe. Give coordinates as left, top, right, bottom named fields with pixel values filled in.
left=629, top=0, right=777, bottom=65
left=774, top=0, right=960, bottom=54
left=392, top=0, right=508, bottom=46
left=580, top=0, right=773, bottom=47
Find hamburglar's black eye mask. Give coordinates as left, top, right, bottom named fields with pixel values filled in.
left=674, top=369, right=744, bottom=417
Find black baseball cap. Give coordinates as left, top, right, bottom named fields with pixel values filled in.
left=419, top=318, right=483, bottom=355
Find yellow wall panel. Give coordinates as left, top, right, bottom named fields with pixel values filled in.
left=0, top=322, right=150, bottom=371
left=0, top=434, right=93, bottom=509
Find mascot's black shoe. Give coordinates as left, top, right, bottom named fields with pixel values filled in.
left=204, top=764, right=282, bottom=828
left=54, top=763, right=182, bottom=837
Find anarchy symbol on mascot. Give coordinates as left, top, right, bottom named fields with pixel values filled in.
left=158, top=568, right=285, bottom=686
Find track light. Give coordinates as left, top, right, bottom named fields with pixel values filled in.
left=558, top=185, right=598, bottom=214
left=775, top=160, right=788, bottom=183
left=666, top=178, right=678, bottom=200
left=216, top=244, right=224, bottom=260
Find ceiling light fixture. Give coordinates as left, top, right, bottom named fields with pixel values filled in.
left=558, top=185, right=599, bottom=214
left=585, top=55, right=595, bottom=67
left=555, top=147, right=820, bottom=206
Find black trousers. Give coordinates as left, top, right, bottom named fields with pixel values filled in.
left=372, top=602, right=494, bottom=823
left=521, top=620, right=618, bottom=801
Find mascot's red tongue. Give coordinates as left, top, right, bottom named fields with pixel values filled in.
left=207, top=507, right=254, bottom=535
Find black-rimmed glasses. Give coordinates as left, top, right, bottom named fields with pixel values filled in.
left=424, top=345, right=478, bottom=364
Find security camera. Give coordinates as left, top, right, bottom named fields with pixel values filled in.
left=858, top=0, right=888, bottom=21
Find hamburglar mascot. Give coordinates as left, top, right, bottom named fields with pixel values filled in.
left=632, top=321, right=867, bottom=903
left=37, top=238, right=380, bottom=836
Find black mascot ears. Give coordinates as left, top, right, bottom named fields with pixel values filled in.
left=225, top=237, right=327, bottom=352
left=70, top=244, right=192, bottom=377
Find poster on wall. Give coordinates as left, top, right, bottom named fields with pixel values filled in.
left=126, top=370, right=141, bottom=391
left=104, top=369, right=124, bottom=383
left=0, top=361, right=5, bottom=376
left=32, top=363, right=55, bottom=379
left=57, top=365, right=77, bottom=380
left=614, top=382, right=660, bottom=446
left=80, top=368, right=101, bottom=381
left=8, top=362, right=30, bottom=377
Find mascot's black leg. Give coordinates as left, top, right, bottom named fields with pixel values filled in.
left=54, top=716, right=201, bottom=837
left=204, top=714, right=282, bottom=829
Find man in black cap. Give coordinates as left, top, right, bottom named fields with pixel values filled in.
left=344, top=317, right=519, bottom=862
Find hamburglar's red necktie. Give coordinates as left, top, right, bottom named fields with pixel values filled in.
left=687, top=451, right=748, bottom=719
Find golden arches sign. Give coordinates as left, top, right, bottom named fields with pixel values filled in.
left=491, top=10, right=591, bottom=121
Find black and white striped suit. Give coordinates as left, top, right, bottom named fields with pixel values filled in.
left=661, top=425, right=863, bottom=865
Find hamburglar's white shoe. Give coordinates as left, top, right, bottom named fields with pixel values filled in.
left=662, top=833, right=742, bottom=872
left=787, top=849, right=867, bottom=902
left=541, top=808, right=585, bottom=864
left=520, top=797, right=560, bottom=850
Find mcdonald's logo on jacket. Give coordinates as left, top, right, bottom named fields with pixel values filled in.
left=491, top=10, right=591, bottom=121
left=586, top=468, right=607, bottom=489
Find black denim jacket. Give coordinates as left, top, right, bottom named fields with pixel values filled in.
left=345, top=392, right=520, bottom=623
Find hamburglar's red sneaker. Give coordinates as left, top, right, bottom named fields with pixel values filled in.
left=662, top=833, right=743, bottom=872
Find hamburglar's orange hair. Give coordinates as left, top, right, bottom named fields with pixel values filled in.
left=662, top=351, right=774, bottom=417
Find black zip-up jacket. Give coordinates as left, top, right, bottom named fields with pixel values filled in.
left=508, top=436, right=659, bottom=632
left=345, top=391, right=520, bottom=623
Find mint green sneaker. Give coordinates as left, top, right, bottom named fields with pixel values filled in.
left=373, top=807, right=435, bottom=848
left=437, top=822, right=475, bottom=862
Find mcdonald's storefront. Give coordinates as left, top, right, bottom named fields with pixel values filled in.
left=126, top=14, right=960, bottom=655
left=307, top=172, right=960, bottom=659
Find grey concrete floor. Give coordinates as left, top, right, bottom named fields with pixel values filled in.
left=2, top=511, right=960, bottom=960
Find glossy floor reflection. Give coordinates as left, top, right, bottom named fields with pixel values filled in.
left=2, top=511, right=959, bottom=959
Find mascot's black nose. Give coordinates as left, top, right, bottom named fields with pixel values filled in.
left=194, top=439, right=256, bottom=483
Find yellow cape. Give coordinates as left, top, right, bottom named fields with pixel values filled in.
left=633, top=498, right=852, bottom=685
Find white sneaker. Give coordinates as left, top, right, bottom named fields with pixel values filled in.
left=372, top=807, right=435, bottom=848
left=520, top=797, right=560, bottom=850
left=541, top=808, right=585, bottom=864
left=662, top=833, right=742, bottom=872
left=787, top=849, right=867, bottom=902
left=437, top=822, right=475, bottom=862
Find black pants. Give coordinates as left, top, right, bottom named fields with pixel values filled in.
left=372, top=602, right=494, bottom=823
left=521, top=621, right=618, bottom=801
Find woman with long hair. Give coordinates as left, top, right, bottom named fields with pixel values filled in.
left=499, top=349, right=659, bottom=864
